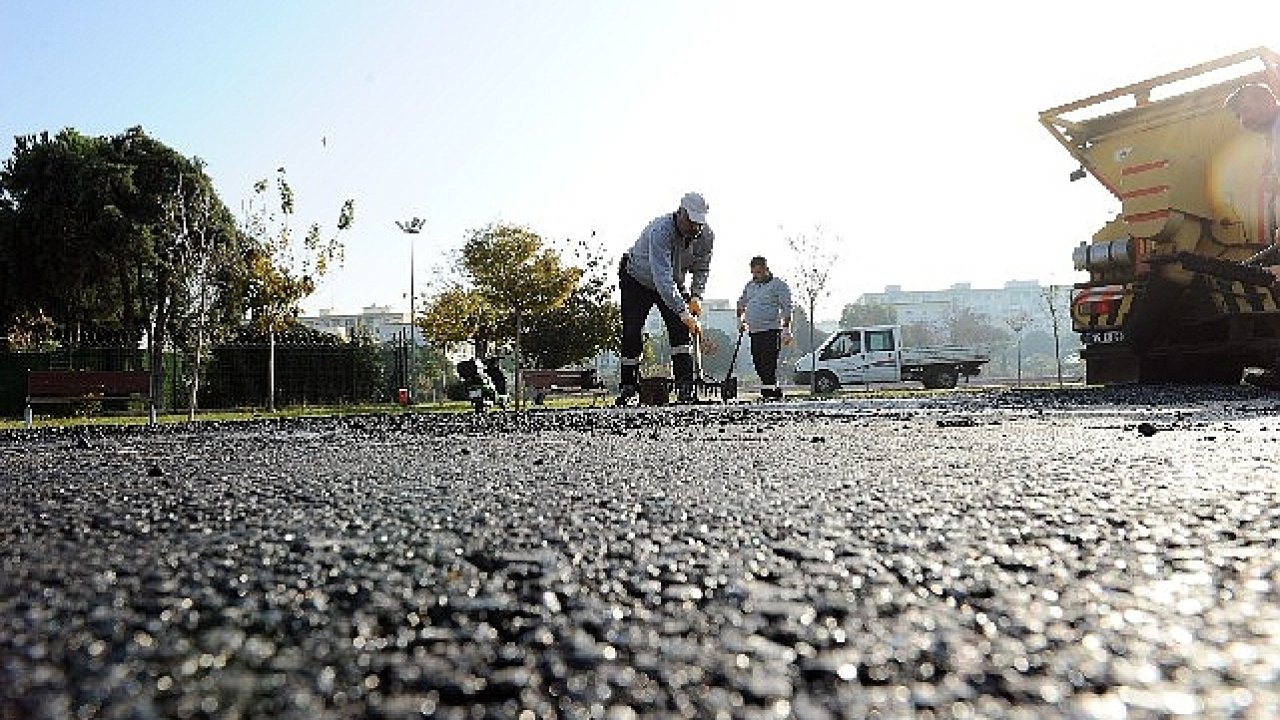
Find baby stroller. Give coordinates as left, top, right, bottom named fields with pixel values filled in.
left=456, top=358, right=499, bottom=413
left=482, top=356, right=509, bottom=408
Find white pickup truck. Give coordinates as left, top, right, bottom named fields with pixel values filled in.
left=793, top=325, right=989, bottom=391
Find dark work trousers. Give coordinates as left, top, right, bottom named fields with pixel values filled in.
left=749, top=329, right=783, bottom=386
left=619, top=264, right=692, bottom=388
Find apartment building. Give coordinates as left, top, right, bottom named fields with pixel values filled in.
left=298, top=305, right=421, bottom=343
left=857, top=281, right=1066, bottom=332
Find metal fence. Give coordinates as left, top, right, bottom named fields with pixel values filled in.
left=1, top=339, right=389, bottom=418
left=198, top=341, right=383, bottom=409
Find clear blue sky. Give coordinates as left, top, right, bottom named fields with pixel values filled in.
left=3, top=2, right=1274, bottom=319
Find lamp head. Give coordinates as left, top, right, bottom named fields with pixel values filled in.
left=397, top=217, right=426, bottom=233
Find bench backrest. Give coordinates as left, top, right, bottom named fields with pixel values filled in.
left=521, top=368, right=600, bottom=388
left=27, top=370, right=153, bottom=399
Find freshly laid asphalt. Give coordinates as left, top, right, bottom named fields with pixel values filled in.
left=2, top=386, right=1279, bottom=719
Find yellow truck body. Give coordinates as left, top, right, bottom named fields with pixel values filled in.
left=1041, top=47, right=1280, bottom=383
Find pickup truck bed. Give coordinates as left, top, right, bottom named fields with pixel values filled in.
left=900, top=346, right=990, bottom=368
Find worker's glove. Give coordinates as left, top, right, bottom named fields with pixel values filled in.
left=688, top=296, right=702, bottom=317
left=681, top=313, right=703, bottom=337
left=782, top=328, right=794, bottom=346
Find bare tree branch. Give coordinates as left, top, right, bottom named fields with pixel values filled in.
left=785, top=225, right=840, bottom=395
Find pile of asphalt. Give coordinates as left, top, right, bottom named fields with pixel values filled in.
left=2, top=386, right=1278, bottom=719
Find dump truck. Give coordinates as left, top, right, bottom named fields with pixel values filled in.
left=1041, top=47, right=1280, bottom=384
left=792, top=325, right=989, bottom=391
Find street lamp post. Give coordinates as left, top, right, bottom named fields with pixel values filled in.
left=1006, top=315, right=1029, bottom=388
left=396, top=217, right=425, bottom=403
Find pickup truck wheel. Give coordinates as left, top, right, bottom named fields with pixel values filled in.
left=924, top=368, right=958, bottom=389
left=814, top=371, right=840, bottom=394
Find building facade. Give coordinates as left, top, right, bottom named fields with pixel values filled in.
left=857, top=281, right=1066, bottom=333
left=298, top=305, right=421, bottom=344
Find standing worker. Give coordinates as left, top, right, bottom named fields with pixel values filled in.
left=736, top=256, right=793, bottom=400
left=1224, top=82, right=1280, bottom=277
left=616, top=192, right=715, bottom=406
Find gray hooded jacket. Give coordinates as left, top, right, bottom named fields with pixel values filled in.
left=736, top=274, right=793, bottom=332
left=624, top=212, right=715, bottom=317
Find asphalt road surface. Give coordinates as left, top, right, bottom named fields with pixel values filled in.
left=2, top=386, right=1279, bottom=719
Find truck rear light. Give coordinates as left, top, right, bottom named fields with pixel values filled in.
left=1088, top=299, right=1114, bottom=315
left=1072, top=286, right=1126, bottom=318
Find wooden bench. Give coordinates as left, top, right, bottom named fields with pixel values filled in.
left=520, top=368, right=607, bottom=406
left=25, top=370, right=156, bottom=427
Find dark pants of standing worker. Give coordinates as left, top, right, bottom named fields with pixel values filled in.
left=618, top=265, right=693, bottom=389
left=749, top=329, right=782, bottom=387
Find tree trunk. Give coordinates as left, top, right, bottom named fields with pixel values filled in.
left=268, top=328, right=276, bottom=412
left=514, top=310, right=523, bottom=412
left=809, top=297, right=818, bottom=396
left=149, top=292, right=169, bottom=413
left=117, top=259, right=140, bottom=363
left=1052, top=325, right=1063, bottom=388
left=187, top=275, right=208, bottom=422
left=188, top=332, right=203, bottom=421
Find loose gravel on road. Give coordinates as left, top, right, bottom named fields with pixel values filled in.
left=2, top=386, right=1279, bottom=719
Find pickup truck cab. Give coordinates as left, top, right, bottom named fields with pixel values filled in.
left=793, top=325, right=989, bottom=391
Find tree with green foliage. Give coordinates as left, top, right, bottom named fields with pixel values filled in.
left=461, top=223, right=579, bottom=343
left=418, top=223, right=580, bottom=408
left=0, top=129, right=135, bottom=336
left=3, top=309, right=57, bottom=351
left=947, top=307, right=1010, bottom=347
left=901, top=321, right=941, bottom=347
left=520, top=232, right=620, bottom=370
left=0, top=127, right=248, bottom=406
left=418, top=286, right=495, bottom=351
left=240, top=168, right=354, bottom=411
left=840, top=302, right=897, bottom=328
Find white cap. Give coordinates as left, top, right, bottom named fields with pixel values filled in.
left=680, top=192, right=709, bottom=223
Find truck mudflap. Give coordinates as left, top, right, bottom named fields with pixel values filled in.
left=1072, top=284, right=1132, bottom=343
left=1080, top=343, right=1141, bottom=385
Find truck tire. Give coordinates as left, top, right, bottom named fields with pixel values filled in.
left=923, top=367, right=958, bottom=389
left=814, top=371, right=840, bottom=394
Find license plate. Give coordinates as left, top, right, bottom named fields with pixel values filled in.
left=1082, top=330, right=1125, bottom=344
left=469, top=388, right=483, bottom=398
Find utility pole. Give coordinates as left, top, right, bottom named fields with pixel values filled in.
left=396, top=217, right=425, bottom=403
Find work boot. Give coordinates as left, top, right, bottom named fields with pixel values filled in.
left=615, top=385, right=638, bottom=407
left=615, top=362, right=641, bottom=406
left=675, top=383, right=698, bottom=404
